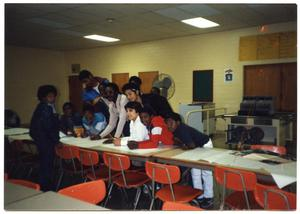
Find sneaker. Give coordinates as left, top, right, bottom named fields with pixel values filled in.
left=199, top=198, right=214, bottom=209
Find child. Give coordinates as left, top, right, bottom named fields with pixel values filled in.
left=59, top=102, right=82, bottom=136
left=127, top=105, right=173, bottom=149
left=165, top=112, right=214, bottom=209
left=113, top=101, right=149, bottom=146
left=82, top=104, right=107, bottom=140
left=29, top=85, right=60, bottom=191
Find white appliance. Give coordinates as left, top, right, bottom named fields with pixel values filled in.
left=179, top=103, right=216, bottom=136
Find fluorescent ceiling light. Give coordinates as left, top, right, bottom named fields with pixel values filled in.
left=84, top=34, right=120, bottom=42
left=181, top=17, right=219, bottom=28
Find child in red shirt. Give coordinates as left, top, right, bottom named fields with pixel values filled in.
left=127, top=105, right=174, bottom=149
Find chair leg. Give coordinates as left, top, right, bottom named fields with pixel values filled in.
left=104, top=183, right=114, bottom=208
left=149, top=198, right=155, bottom=210
left=133, top=187, right=142, bottom=210
left=56, top=171, right=64, bottom=191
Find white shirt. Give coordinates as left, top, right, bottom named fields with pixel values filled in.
left=121, top=116, right=149, bottom=145
left=100, top=94, right=128, bottom=138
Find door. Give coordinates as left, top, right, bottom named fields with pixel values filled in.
left=244, top=63, right=297, bottom=112
left=111, top=73, right=129, bottom=92
left=244, top=64, right=281, bottom=110
left=138, top=71, right=159, bottom=93
left=69, top=75, right=84, bottom=113
left=281, top=63, right=297, bottom=112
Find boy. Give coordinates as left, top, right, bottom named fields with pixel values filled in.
left=127, top=105, right=173, bottom=149
left=29, top=85, right=60, bottom=191
left=59, top=102, right=82, bottom=136
left=113, top=101, right=149, bottom=146
left=165, top=112, right=214, bottom=209
left=82, top=104, right=107, bottom=140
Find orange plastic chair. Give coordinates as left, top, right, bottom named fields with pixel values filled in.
left=250, top=145, right=287, bottom=156
left=254, top=183, right=296, bottom=210
left=58, top=179, right=106, bottom=204
left=145, top=161, right=202, bottom=210
left=162, top=201, right=203, bottom=211
left=78, top=148, right=118, bottom=182
left=214, top=165, right=262, bottom=210
left=7, top=179, right=40, bottom=190
left=55, top=144, right=81, bottom=190
left=103, top=152, right=150, bottom=209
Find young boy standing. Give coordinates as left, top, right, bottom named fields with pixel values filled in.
left=165, top=112, right=214, bottom=209
left=30, top=85, right=60, bottom=191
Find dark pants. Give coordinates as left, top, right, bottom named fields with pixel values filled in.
left=36, top=142, right=55, bottom=191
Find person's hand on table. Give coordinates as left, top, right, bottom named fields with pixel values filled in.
left=113, top=138, right=121, bottom=146
left=181, top=142, right=196, bottom=150
left=103, top=138, right=114, bottom=144
left=127, top=141, right=139, bottom=150
left=90, top=135, right=100, bottom=140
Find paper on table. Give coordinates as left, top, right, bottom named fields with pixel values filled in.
left=59, top=132, right=66, bottom=138
left=229, top=156, right=262, bottom=170
left=172, top=148, right=233, bottom=162
left=261, top=162, right=296, bottom=188
left=5, top=128, right=29, bottom=136
left=60, top=137, right=106, bottom=148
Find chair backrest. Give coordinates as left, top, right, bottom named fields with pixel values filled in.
left=102, top=152, right=130, bottom=171
left=162, top=201, right=203, bottom=211
left=55, top=145, right=79, bottom=160
left=250, top=145, right=286, bottom=155
left=7, top=179, right=40, bottom=190
left=214, top=165, right=257, bottom=191
left=254, top=183, right=296, bottom=210
left=78, top=148, right=99, bottom=166
left=145, top=161, right=180, bottom=184
left=58, top=180, right=106, bottom=204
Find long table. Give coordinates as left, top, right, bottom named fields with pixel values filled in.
left=4, top=181, right=43, bottom=205
left=5, top=131, right=297, bottom=189
left=152, top=147, right=296, bottom=189
left=60, top=136, right=175, bottom=161
left=5, top=191, right=108, bottom=211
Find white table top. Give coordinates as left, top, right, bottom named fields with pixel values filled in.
left=5, top=128, right=29, bottom=136
left=4, top=181, right=43, bottom=205
left=4, top=191, right=109, bottom=211
left=153, top=148, right=296, bottom=188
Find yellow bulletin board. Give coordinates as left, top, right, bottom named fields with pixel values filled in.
left=239, top=31, right=296, bottom=61
left=239, top=35, right=257, bottom=61
left=279, top=32, right=297, bottom=58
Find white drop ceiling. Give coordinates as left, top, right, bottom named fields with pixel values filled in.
left=5, top=3, right=297, bottom=51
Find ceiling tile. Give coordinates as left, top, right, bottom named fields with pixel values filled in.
left=154, top=7, right=194, bottom=21
left=178, top=4, right=221, bottom=17
left=5, top=3, right=297, bottom=51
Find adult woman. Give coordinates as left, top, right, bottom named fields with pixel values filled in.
left=122, top=83, right=173, bottom=117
